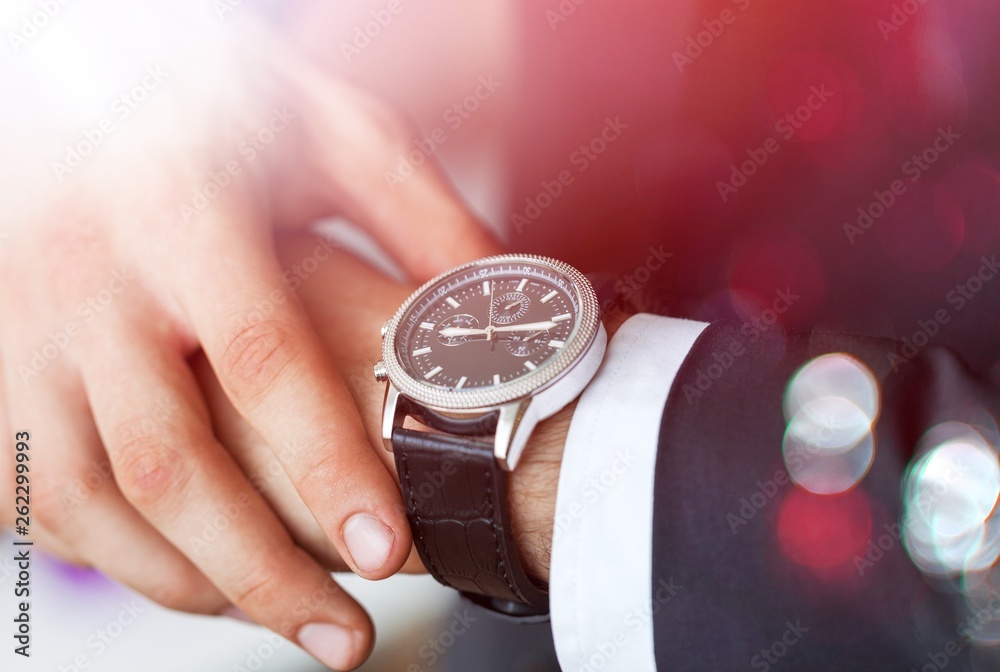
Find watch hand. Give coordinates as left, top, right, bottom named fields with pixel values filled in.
left=492, top=321, right=558, bottom=332
left=437, top=322, right=556, bottom=338
left=504, top=302, right=521, bottom=310
left=438, top=326, right=489, bottom=337
left=487, top=280, right=495, bottom=334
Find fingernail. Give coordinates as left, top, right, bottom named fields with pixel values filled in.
left=343, top=514, right=394, bottom=573
left=221, top=606, right=254, bottom=624
left=298, top=622, right=356, bottom=671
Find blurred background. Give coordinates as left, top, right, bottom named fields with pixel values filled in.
left=2, top=0, right=1000, bottom=669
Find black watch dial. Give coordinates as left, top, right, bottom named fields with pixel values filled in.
left=394, top=261, right=580, bottom=390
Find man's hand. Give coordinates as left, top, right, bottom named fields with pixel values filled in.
left=196, top=235, right=572, bottom=589
left=0, top=8, right=498, bottom=670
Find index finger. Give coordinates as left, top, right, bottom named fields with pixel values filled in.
left=182, top=222, right=411, bottom=580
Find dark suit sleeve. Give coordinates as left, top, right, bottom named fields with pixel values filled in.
left=651, top=321, right=1000, bottom=671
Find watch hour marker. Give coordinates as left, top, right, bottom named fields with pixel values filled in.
left=493, top=374, right=501, bottom=385
left=524, top=361, right=537, bottom=371
left=412, top=347, right=432, bottom=356
left=547, top=339, right=565, bottom=348
left=424, top=366, right=443, bottom=379
left=553, top=313, right=571, bottom=322
left=516, top=278, right=528, bottom=292
left=455, top=376, right=467, bottom=389
left=482, top=280, right=491, bottom=295
left=419, top=322, right=435, bottom=330
left=446, top=297, right=461, bottom=308
left=540, top=290, right=558, bottom=304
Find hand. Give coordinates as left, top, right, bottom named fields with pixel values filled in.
left=197, top=235, right=596, bottom=590
left=0, top=7, right=498, bottom=670
left=438, top=321, right=558, bottom=337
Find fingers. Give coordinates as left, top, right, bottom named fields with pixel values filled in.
left=261, top=29, right=504, bottom=280
left=79, top=321, right=374, bottom=670
left=192, top=349, right=345, bottom=572
left=2, top=359, right=225, bottom=608
left=181, top=223, right=411, bottom=581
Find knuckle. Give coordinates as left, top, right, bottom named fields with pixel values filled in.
left=297, top=449, right=349, bottom=499
left=220, top=319, right=299, bottom=406
left=32, top=486, right=70, bottom=532
left=111, top=432, right=192, bottom=512
left=231, top=563, right=282, bottom=607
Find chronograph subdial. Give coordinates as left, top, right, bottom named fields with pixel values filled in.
left=504, top=330, right=548, bottom=358
left=490, top=292, right=530, bottom=324
left=436, top=314, right=480, bottom=346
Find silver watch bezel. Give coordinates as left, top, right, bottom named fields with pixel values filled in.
left=381, top=253, right=601, bottom=410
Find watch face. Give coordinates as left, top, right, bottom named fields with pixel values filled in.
left=383, top=255, right=600, bottom=409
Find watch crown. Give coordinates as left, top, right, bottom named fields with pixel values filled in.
left=380, top=319, right=391, bottom=339
left=373, top=360, right=389, bottom=383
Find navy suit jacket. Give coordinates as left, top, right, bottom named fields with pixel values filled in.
left=652, top=322, right=1000, bottom=670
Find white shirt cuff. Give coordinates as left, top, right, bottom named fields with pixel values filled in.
left=549, top=313, right=708, bottom=671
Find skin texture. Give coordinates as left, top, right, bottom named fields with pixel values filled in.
left=194, top=235, right=569, bottom=583
left=0, top=11, right=499, bottom=670
left=198, top=235, right=630, bottom=585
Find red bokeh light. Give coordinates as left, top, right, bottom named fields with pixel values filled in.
left=777, top=487, right=873, bottom=569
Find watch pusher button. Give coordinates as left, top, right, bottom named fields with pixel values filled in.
left=373, top=360, right=389, bottom=383
left=380, top=319, right=391, bottom=339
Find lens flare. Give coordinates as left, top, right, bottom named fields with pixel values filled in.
left=903, top=423, right=1000, bottom=577
left=782, top=353, right=880, bottom=494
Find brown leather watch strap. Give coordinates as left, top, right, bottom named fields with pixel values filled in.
left=391, top=427, right=549, bottom=617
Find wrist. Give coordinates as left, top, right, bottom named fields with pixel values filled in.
left=509, top=308, right=632, bottom=584
left=509, top=400, right=574, bottom=584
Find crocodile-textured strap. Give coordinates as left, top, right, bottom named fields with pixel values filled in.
left=391, top=427, right=549, bottom=616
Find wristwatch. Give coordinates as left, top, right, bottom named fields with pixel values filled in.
left=373, top=254, right=607, bottom=616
